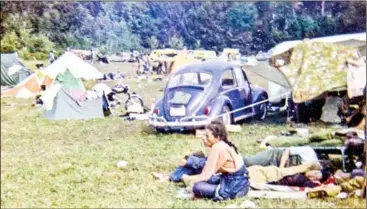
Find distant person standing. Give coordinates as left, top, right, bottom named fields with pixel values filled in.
left=90, top=48, right=95, bottom=64
left=49, top=51, right=55, bottom=64
left=143, top=53, right=151, bottom=73
left=227, top=53, right=232, bottom=62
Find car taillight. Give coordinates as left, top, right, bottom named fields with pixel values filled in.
left=153, top=108, right=159, bottom=115
left=204, top=107, right=211, bottom=115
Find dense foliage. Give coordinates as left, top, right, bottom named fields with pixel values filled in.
left=1, top=1, right=365, bottom=59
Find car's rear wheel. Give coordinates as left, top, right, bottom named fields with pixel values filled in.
left=256, top=95, right=268, bottom=120
left=221, top=105, right=232, bottom=126
left=156, top=128, right=167, bottom=134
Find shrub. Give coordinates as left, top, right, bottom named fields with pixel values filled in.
left=0, top=31, right=20, bottom=52
left=34, top=52, right=48, bottom=60
left=54, top=50, right=64, bottom=57
left=27, top=35, right=54, bottom=54
left=17, top=48, right=32, bottom=60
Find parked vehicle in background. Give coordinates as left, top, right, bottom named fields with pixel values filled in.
left=192, top=50, right=217, bottom=61
left=149, top=49, right=179, bottom=62
left=149, top=61, right=268, bottom=132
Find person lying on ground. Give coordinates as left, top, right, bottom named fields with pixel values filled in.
left=247, top=161, right=322, bottom=184
left=267, top=169, right=332, bottom=188
left=180, top=120, right=250, bottom=201
left=168, top=149, right=322, bottom=185
left=306, top=169, right=366, bottom=198
left=278, top=146, right=318, bottom=168
left=166, top=146, right=328, bottom=183
left=258, top=129, right=365, bottom=147
left=243, top=146, right=318, bottom=168
left=164, top=153, right=323, bottom=186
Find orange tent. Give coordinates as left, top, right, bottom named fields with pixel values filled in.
left=1, top=74, right=53, bottom=98
left=169, top=51, right=201, bottom=74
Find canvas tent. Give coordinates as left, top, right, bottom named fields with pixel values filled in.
left=1, top=51, right=101, bottom=99
left=41, top=69, right=104, bottom=120
left=1, top=73, right=52, bottom=98
left=42, top=88, right=104, bottom=120
left=270, top=40, right=364, bottom=103
left=270, top=32, right=366, bottom=57
left=244, top=33, right=366, bottom=103
left=40, top=69, right=84, bottom=111
left=244, top=60, right=290, bottom=88
left=168, top=52, right=201, bottom=74
left=1, top=53, right=32, bottom=86
left=53, top=68, right=85, bottom=91
left=244, top=60, right=291, bottom=104
left=43, top=52, right=103, bottom=80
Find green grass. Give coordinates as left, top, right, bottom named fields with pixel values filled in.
left=20, top=59, right=49, bottom=72
left=1, top=62, right=365, bottom=208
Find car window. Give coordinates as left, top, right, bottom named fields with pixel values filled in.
left=165, top=53, right=177, bottom=57
left=221, top=69, right=236, bottom=88
left=234, top=67, right=246, bottom=86
left=168, top=72, right=212, bottom=88
left=199, top=73, right=211, bottom=85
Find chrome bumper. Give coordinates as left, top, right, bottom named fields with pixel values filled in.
left=148, top=115, right=211, bottom=128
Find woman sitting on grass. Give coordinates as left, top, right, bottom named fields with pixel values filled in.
left=181, top=120, right=249, bottom=201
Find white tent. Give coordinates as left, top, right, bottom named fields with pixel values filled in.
left=43, top=52, right=103, bottom=80
left=270, top=33, right=366, bottom=56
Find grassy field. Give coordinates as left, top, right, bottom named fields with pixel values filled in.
left=1, top=61, right=365, bottom=208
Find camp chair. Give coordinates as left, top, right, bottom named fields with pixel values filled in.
left=277, top=146, right=351, bottom=172
left=315, top=144, right=365, bottom=172
left=312, top=146, right=348, bottom=172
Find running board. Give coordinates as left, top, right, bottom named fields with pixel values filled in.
left=234, top=107, right=256, bottom=122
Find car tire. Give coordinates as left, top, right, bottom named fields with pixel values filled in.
left=156, top=128, right=165, bottom=133
left=221, top=105, right=232, bottom=126
left=256, top=95, right=268, bottom=120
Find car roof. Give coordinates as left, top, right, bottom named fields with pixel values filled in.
left=174, top=61, right=239, bottom=76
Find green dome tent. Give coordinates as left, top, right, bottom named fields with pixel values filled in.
left=1, top=53, right=32, bottom=86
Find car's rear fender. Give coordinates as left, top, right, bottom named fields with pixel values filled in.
left=251, top=86, right=269, bottom=110
left=152, top=99, right=164, bottom=116
left=206, top=95, right=233, bottom=119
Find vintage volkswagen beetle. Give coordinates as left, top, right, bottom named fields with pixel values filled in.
left=149, top=61, right=268, bottom=132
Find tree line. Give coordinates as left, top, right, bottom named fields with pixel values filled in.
left=1, top=1, right=365, bottom=60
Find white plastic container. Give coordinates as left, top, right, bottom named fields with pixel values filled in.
left=296, top=128, right=309, bottom=137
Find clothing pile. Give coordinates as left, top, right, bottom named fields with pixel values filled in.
left=101, top=72, right=125, bottom=81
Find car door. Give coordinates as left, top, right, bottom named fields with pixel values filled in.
left=220, top=69, right=242, bottom=119
left=233, top=67, right=251, bottom=114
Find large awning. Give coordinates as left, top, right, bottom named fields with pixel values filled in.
left=270, top=32, right=366, bottom=57
left=243, top=60, right=290, bottom=88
